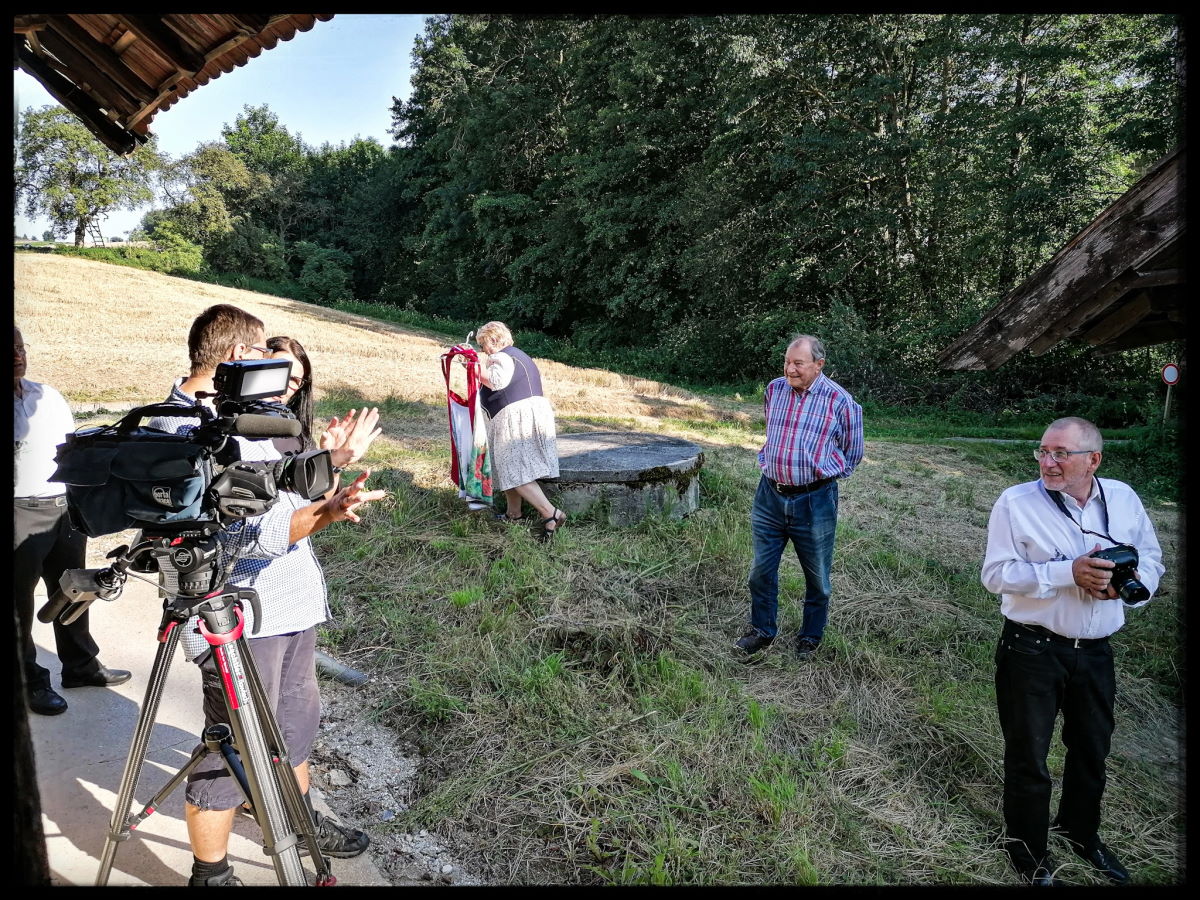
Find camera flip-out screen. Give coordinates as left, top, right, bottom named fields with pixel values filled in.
left=214, top=359, right=292, bottom=402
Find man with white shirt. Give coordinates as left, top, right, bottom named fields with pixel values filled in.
left=982, top=416, right=1163, bottom=886
left=14, top=325, right=130, bottom=716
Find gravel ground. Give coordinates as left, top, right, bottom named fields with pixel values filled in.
left=309, top=672, right=487, bottom=887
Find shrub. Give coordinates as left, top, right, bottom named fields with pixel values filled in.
left=292, top=242, right=355, bottom=305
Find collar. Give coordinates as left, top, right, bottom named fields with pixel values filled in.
left=789, top=373, right=826, bottom=397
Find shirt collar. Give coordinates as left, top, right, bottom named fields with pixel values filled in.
left=790, top=373, right=827, bottom=396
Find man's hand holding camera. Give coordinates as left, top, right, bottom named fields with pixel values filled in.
left=1073, top=544, right=1118, bottom=599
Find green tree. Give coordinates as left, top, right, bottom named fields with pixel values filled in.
left=15, top=105, right=162, bottom=247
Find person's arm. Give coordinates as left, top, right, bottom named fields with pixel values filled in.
left=287, top=470, right=386, bottom=545
left=838, top=397, right=865, bottom=474
left=981, top=492, right=1078, bottom=598
left=1122, top=491, right=1164, bottom=607
left=480, top=352, right=515, bottom=391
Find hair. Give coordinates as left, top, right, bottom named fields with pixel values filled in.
left=476, top=321, right=514, bottom=353
left=1046, top=416, right=1104, bottom=453
left=188, top=304, right=264, bottom=374
left=787, top=334, right=826, bottom=362
left=266, top=335, right=315, bottom=450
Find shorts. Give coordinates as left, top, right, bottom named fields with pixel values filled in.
left=184, top=628, right=320, bottom=811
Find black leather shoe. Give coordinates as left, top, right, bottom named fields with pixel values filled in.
left=795, top=636, right=821, bottom=660
left=1074, top=843, right=1129, bottom=885
left=28, top=686, right=68, bottom=716
left=734, top=630, right=773, bottom=654
left=1016, top=860, right=1064, bottom=886
left=61, top=666, right=132, bottom=688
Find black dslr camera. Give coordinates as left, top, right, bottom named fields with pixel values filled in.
left=1088, top=544, right=1150, bottom=604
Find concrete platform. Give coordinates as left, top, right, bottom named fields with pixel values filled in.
left=541, top=431, right=704, bottom=525
left=27, top=558, right=389, bottom=887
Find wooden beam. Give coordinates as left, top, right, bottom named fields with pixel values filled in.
left=227, top=14, right=272, bottom=35
left=1094, top=322, right=1184, bottom=355
left=1081, top=292, right=1152, bottom=345
left=34, top=29, right=142, bottom=118
left=16, top=45, right=144, bottom=156
left=46, top=15, right=156, bottom=104
left=1130, top=267, right=1183, bottom=289
left=14, top=16, right=49, bottom=33
left=111, top=14, right=207, bottom=77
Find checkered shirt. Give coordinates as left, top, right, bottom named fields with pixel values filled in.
left=757, top=373, right=864, bottom=486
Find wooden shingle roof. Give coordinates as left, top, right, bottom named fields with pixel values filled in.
left=939, top=146, right=1185, bottom=370
left=14, top=14, right=335, bottom=156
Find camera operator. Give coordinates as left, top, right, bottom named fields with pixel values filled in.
left=149, top=304, right=385, bottom=887
left=14, top=324, right=130, bottom=716
left=982, top=416, right=1163, bottom=886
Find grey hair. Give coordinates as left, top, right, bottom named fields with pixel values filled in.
left=788, top=334, right=826, bottom=362
left=1046, top=416, right=1104, bottom=453
left=476, top=321, right=514, bottom=353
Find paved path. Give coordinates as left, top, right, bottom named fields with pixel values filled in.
left=27, top=552, right=389, bottom=887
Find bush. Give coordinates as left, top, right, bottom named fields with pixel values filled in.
left=292, top=242, right=355, bottom=305
left=206, top=221, right=289, bottom=281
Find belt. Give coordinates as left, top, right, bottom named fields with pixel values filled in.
left=1005, top=618, right=1109, bottom=649
left=14, top=495, right=68, bottom=509
left=767, top=476, right=834, bottom=497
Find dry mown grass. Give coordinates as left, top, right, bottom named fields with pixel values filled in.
left=15, top=253, right=1183, bottom=885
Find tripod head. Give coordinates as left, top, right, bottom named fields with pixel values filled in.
left=38, top=520, right=263, bottom=632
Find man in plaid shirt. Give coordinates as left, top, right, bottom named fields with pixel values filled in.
left=150, top=305, right=386, bottom=886
left=736, top=334, right=864, bottom=660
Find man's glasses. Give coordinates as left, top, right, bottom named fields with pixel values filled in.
left=1033, top=449, right=1096, bottom=463
left=250, top=345, right=272, bottom=355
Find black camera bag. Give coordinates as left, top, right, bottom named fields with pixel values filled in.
left=50, top=403, right=214, bottom=537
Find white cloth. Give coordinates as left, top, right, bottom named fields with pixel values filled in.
left=981, top=476, right=1163, bottom=639
left=485, top=397, right=559, bottom=492
left=14, top=378, right=75, bottom=497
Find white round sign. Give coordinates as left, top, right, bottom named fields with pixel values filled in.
left=1161, top=364, right=1180, bottom=386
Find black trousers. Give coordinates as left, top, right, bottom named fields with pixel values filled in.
left=14, top=499, right=100, bottom=690
left=994, top=618, right=1115, bottom=868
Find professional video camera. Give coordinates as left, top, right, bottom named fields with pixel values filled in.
left=49, top=358, right=335, bottom=539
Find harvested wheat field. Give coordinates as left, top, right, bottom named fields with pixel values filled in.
left=14, top=252, right=1183, bottom=886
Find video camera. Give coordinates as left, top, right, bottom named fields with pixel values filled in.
left=49, top=358, right=335, bottom=538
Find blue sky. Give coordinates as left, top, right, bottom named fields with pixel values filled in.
left=14, top=13, right=430, bottom=240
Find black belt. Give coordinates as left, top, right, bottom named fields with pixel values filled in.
left=1005, top=618, right=1109, bottom=649
left=14, top=495, right=67, bottom=509
left=767, top=476, right=834, bottom=497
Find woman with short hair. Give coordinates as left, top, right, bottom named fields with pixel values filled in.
left=474, top=321, right=565, bottom=541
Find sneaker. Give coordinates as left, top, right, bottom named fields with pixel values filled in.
left=794, top=636, right=820, bottom=660
left=734, top=630, right=774, bottom=654
left=187, top=866, right=243, bottom=886
left=314, top=812, right=370, bottom=859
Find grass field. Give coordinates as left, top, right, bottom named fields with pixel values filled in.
left=15, top=253, right=1184, bottom=885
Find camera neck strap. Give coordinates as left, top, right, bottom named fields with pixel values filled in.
left=1046, top=478, right=1117, bottom=544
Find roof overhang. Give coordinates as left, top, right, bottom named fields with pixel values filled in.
left=939, top=147, right=1185, bottom=370
left=14, top=14, right=334, bottom=156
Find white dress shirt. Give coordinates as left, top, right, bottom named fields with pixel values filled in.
left=982, top=476, right=1164, bottom=639
left=14, top=378, right=76, bottom=498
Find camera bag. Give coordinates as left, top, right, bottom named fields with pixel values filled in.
left=50, top=403, right=214, bottom=537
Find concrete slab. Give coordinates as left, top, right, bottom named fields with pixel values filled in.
left=27, top=551, right=389, bottom=887
left=543, top=431, right=704, bottom=525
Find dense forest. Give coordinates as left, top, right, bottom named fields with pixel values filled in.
left=18, top=14, right=1184, bottom=420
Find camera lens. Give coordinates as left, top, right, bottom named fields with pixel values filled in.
left=1116, top=578, right=1150, bottom=605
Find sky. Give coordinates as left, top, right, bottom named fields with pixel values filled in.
left=13, top=14, right=431, bottom=241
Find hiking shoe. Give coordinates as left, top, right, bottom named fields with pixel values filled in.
left=794, top=637, right=821, bottom=660
left=187, top=866, right=243, bottom=886
left=734, top=630, right=774, bottom=654
left=314, top=812, right=370, bottom=859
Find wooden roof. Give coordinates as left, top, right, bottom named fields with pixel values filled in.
left=14, top=14, right=335, bottom=156
left=939, top=146, right=1185, bottom=370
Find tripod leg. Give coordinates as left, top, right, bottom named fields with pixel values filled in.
left=95, top=622, right=184, bottom=886
left=213, top=639, right=309, bottom=886
left=238, top=635, right=335, bottom=884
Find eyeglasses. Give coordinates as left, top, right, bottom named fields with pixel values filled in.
left=1033, top=449, right=1096, bottom=463
left=288, top=375, right=306, bottom=387
left=250, top=345, right=271, bottom=355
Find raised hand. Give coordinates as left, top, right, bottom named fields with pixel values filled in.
left=321, top=407, right=383, bottom=469
left=326, top=470, right=387, bottom=524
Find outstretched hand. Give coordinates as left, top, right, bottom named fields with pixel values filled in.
left=325, top=470, right=386, bottom=524
left=321, top=407, right=383, bottom=469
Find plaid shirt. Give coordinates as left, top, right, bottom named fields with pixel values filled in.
left=757, top=374, right=864, bottom=486
left=148, top=380, right=330, bottom=661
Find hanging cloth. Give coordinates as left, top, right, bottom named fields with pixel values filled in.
left=440, top=343, right=493, bottom=510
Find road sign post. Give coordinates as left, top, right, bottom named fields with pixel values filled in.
left=1161, top=363, right=1180, bottom=424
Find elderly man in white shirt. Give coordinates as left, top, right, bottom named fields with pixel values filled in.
left=14, top=325, right=130, bottom=716
left=982, top=416, right=1163, bottom=886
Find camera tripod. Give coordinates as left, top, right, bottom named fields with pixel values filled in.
left=40, top=525, right=335, bottom=887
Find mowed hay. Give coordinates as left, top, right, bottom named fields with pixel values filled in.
left=14, top=254, right=746, bottom=436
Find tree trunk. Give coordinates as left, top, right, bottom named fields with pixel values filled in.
left=74, top=220, right=87, bottom=248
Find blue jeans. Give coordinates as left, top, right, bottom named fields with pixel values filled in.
left=747, top=474, right=838, bottom=640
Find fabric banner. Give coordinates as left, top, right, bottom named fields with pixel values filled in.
left=441, top=344, right=493, bottom=509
